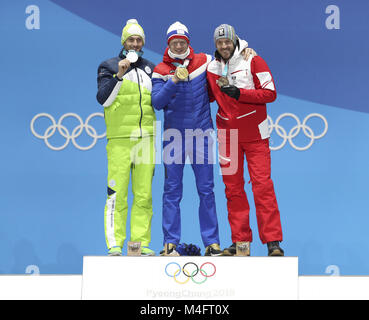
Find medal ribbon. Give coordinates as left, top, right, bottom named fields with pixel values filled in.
left=172, top=59, right=190, bottom=68
left=221, top=60, right=229, bottom=78
left=123, top=49, right=143, bottom=58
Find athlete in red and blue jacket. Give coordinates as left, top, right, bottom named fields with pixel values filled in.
left=152, top=22, right=221, bottom=257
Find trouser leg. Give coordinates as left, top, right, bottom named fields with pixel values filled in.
left=191, top=133, right=220, bottom=247
left=244, top=139, right=283, bottom=244
left=130, top=136, right=155, bottom=247
left=219, top=138, right=252, bottom=243
left=104, top=138, right=131, bottom=249
left=162, top=136, right=185, bottom=245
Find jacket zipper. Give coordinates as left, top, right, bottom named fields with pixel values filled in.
left=135, top=67, right=143, bottom=138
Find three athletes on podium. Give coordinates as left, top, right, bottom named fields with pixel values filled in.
left=96, top=19, right=284, bottom=257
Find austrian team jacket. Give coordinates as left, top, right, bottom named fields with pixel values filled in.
left=207, top=39, right=277, bottom=142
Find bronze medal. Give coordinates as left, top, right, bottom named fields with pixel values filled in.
left=176, top=67, right=189, bottom=80
left=217, top=76, right=229, bottom=88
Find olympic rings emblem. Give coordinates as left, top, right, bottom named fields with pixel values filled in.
left=267, top=113, right=328, bottom=151
left=165, top=262, right=216, bottom=285
left=30, top=113, right=106, bottom=151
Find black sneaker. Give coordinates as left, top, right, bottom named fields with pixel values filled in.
left=267, top=241, right=284, bottom=256
left=204, top=243, right=223, bottom=256
left=222, top=243, right=236, bottom=256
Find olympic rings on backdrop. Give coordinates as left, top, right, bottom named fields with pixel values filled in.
left=30, top=112, right=327, bottom=152
left=30, top=113, right=106, bottom=151
left=267, top=113, right=328, bottom=151
left=165, top=262, right=216, bottom=285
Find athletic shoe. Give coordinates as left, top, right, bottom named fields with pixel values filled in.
left=204, top=243, right=223, bottom=256
left=160, top=243, right=180, bottom=256
left=141, top=247, right=155, bottom=256
left=267, top=241, right=284, bottom=256
left=108, top=246, right=122, bottom=256
left=222, top=243, right=236, bottom=256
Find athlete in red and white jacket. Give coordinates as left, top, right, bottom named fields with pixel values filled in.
left=207, top=24, right=284, bottom=256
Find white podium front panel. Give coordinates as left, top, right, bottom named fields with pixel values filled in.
left=82, top=256, right=298, bottom=300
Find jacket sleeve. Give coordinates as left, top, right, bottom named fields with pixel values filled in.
left=151, top=76, right=178, bottom=110
left=205, top=55, right=216, bottom=103
left=238, top=55, right=277, bottom=104
left=96, top=62, right=122, bottom=107
left=206, top=75, right=216, bottom=103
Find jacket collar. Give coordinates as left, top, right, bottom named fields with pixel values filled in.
left=163, top=46, right=195, bottom=65
left=214, top=39, right=248, bottom=65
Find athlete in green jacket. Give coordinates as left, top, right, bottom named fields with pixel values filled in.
left=96, top=19, right=156, bottom=256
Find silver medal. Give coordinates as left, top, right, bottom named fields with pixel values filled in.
left=126, top=51, right=138, bottom=63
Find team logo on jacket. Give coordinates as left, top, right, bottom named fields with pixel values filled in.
left=145, top=66, right=152, bottom=74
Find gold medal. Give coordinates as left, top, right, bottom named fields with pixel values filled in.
left=217, top=76, right=229, bottom=88
left=175, top=67, right=189, bottom=80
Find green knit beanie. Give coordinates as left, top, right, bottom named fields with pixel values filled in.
left=121, top=19, right=145, bottom=45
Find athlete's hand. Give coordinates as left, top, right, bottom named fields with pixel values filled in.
left=221, top=85, right=240, bottom=100
left=117, top=59, right=131, bottom=79
left=242, top=47, right=257, bottom=61
left=172, top=72, right=180, bottom=84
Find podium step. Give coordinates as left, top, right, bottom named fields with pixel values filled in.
left=81, top=256, right=298, bottom=300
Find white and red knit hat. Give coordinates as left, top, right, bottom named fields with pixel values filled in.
left=166, top=21, right=190, bottom=44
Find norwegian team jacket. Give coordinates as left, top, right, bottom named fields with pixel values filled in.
left=151, top=46, right=213, bottom=133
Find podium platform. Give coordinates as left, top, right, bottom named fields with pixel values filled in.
left=81, top=256, right=298, bottom=300
left=2, top=257, right=369, bottom=299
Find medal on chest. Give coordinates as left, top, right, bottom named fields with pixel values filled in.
left=217, top=61, right=229, bottom=87
left=175, top=67, right=189, bottom=80
left=172, top=59, right=190, bottom=81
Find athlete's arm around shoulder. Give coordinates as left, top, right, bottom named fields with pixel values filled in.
left=238, top=55, right=277, bottom=104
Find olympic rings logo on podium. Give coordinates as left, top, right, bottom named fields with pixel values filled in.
left=165, top=262, right=216, bottom=285
left=30, top=113, right=106, bottom=151
left=268, top=113, right=328, bottom=151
